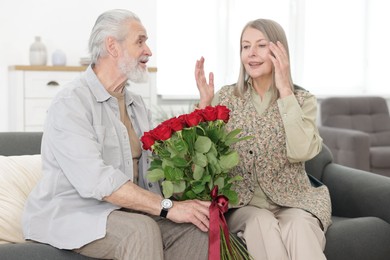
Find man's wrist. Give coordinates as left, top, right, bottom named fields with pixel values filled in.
left=160, top=198, right=173, bottom=218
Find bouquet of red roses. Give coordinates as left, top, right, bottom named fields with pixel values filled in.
left=141, top=105, right=253, bottom=260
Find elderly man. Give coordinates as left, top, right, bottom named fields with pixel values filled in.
left=22, top=9, right=209, bottom=260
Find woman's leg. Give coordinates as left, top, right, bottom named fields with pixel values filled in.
left=226, top=206, right=289, bottom=260
left=275, top=208, right=326, bottom=260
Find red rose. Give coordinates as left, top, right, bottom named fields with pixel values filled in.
left=202, top=106, right=217, bottom=121
left=177, top=114, right=189, bottom=128
left=215, top=105, right=230, bottom=122
left=141, top=131, right=156, bottom=151
left=162, top=117, right=185, bottom=131
left=151, top=123, right=173, bottom=141
left=185, top=110, right=204, bottom=127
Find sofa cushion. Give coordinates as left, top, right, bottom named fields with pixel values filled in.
left=0, top=155, right=42, bottom=244
left=325, top=216, right=390, bottom=260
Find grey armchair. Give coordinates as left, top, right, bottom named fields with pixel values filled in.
left=319, top=96, right=390, bottom=177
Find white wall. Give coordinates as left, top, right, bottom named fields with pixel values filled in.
left=0, top=0, right=157, bottom=131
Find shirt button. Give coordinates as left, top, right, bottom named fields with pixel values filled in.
left=249, top=150, right=253, bottom=154
left=148, top=183, right=153, bottom=188
left=146, top=159, right=150, bottom=164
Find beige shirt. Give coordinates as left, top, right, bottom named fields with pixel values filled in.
left=109, top=90, right=142, bottom=185
left=213, top=84, right=322, bottom=209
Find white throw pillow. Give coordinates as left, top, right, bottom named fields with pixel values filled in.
left=0, top=155, right=42, bottom=244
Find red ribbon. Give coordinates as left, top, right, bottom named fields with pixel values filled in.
left=208, top=185, right=231, bottom=260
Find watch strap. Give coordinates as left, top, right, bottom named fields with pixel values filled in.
left=160, top=208, right=168, bottom=218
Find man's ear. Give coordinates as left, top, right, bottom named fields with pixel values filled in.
left=105, top=36, right=118, bottom=57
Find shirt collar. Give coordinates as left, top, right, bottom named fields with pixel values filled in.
left=84, top=65, right=111, bottom=103
left=84, top=65, right=135, bottom=106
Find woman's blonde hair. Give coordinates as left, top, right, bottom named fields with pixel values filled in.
left=234, top=19, right=294, bottom=99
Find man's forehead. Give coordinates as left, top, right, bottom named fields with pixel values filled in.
left=127, top=20, right=148, bottom=40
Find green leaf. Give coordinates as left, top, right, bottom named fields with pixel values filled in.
left=164, top=166, right=184, bottom=181
left=208, top=178, right=214, bottom=191
left=222, top=189, right=239, bottom=205
left=225, top=135, right=254, bottom=146
left=193, top=152, right=208, bottom=167
left=162, top=180, right=173, bottom=198
left=147, top=168, right=164, bottom=182
left=182, top=128, right=196, bottom=153
left=214, top=177, right=225, bottom=189
left=162, top=158, right=174, bottom=169
left=173, top=181, right=186, bottom=193
left=150, top=158, right=162, bottom=168
left=184, top=190, right=197, bottom=200
left=194, top=136, right=212, bottom=153
left=225, top=128, right=242, bottom=140
left=192, top=183, right=206, bottom=194
left=171, top=156, right=189, bottom=168
left=193, top=164, right=204, bottom=180
left=227, top=175, right=243, bottom=183
left=219, top=151, right=240, bottom=171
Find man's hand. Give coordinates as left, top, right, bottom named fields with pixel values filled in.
left=167, top=199, right=211, bottom=232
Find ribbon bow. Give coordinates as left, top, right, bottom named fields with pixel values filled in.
left=208, top=185, right=232, bottom=259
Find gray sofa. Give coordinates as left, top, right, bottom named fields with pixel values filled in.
left=1, top=132, right=390, bottom=260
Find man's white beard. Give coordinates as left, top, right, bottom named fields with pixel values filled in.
left=118, top=52, right=149, bottom=83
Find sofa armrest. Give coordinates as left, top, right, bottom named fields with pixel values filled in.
left=322, top=163, right=390, bottom=224
left=319, top=126, right=370, bottom=171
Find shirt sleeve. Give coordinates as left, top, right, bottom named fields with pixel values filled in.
left=277, top=94, right=323, bottom=162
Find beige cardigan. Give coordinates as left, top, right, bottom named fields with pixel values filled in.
left=218, top=85, right=332, bottom=231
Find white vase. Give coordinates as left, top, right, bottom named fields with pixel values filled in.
left=52, top=49, right=66, bottom=66
left=29, top=36, right=47, bottom=66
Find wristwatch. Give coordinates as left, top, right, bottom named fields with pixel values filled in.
left=160, top=198, right=173, bottom=218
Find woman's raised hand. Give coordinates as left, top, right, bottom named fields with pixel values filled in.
left=269, top=41, right=293, bottom=98
left=195, top=57, right=214, bottom=108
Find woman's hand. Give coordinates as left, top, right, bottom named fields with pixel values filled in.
left=195, top=56, right=214, bottom=108
left=269, top=41, right=293, bottom=98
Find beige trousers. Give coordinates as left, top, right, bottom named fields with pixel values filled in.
left=74, top=210, right=208, bottom=260
left=226, top=206, right=326, bottom=260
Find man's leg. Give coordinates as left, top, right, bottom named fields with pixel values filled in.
left=74, top=210, right=164, bottom=260
left=155, top=217, right=209, bottom=260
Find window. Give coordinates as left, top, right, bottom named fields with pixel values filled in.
left=157, top=0, right=390, bottom=98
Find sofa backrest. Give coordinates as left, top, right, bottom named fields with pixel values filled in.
left=321, top=96, right=390, bottom=146
left=0, top=132, right=43, bottom=156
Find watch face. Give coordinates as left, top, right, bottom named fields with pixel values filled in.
left=161, top=198, right=173, bottom=209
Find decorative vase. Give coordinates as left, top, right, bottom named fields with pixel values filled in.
left=29, top=36, right=47, bottom=66
left=52, top=49, right=66, bottom=66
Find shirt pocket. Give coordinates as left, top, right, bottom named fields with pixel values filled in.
left=93, top=125, right=121, bottom=168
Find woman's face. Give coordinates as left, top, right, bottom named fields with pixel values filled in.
left=241, top=27, right=273, bottom=80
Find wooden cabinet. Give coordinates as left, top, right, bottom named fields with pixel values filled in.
left=8, top=65, right=157, bottom=131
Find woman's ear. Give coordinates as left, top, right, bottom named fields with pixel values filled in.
left=105, top=36, right=118, bottom=57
